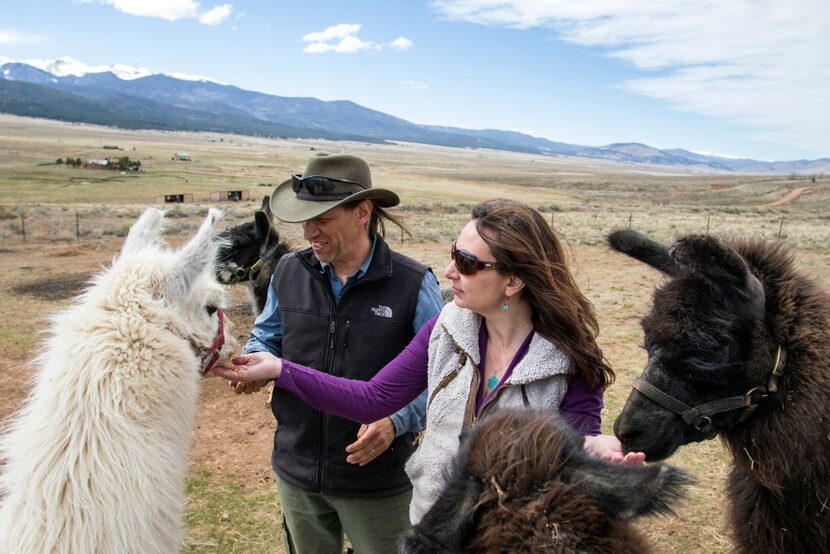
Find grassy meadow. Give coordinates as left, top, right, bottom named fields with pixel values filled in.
left=1, top=113, right=829, bottom=553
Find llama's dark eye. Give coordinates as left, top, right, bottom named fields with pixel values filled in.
left=206, top=305, right=218, bottom=316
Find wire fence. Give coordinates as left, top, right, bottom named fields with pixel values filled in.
left=1, top=203, right=828, bottom=252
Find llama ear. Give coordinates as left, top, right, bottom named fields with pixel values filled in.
left=169, top=208, right=222, bottom=297
left=565, top=455, right=692, bottom=521
left=260, top=195, right=273, bottom=217
left=121, top=208, right=166, bottom=257
left=607, top=230, right=679, bottom=275
left=670, top=235, right=765, bottom=318
left=254, top=210, right=271, bottom=242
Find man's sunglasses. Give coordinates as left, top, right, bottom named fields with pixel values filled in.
left=291, top=174, right=364, bottom=200
left=451, top=240, right=498, bottom=275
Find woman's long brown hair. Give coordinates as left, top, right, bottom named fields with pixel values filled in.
left=473, top=199, right=614, bottom=390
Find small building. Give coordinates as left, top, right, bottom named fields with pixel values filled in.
left=172, top=152, right=190, bottom=161
left=102, top=145, right=121, bottom=150
left=83, top=159, right=110, bottom=169
left=154, top=193, right=194, bottom=203
left=210, top=190, right=250, bottom=202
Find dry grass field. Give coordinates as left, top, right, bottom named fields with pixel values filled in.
left=1, top=113, right=828, bottom=552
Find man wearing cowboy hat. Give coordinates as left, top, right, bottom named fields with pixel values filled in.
left=240, top=153, right=442, bottom=554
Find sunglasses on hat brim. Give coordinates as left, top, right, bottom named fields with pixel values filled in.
left=291, top=174, right=365, bottom=200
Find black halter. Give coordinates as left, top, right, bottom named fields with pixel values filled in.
left=234, top=243, right=282, bottom=282
left=632, top=346, right=785, bottom=438
left=234, top=257, right=264, bottom=281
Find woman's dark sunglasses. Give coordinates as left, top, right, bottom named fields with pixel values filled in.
left=451, top=240, right=498, bottom=275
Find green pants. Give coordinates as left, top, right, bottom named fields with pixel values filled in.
left=276, top=474, right=413, bottom=554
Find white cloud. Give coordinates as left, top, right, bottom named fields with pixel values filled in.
left=304, top=35, right=377, bottom=54
left=86, top=0, right=232, bottom=25
left=199, top=4, right=232, bottom=25
left=301, top=23, right=412, bottom=54
left=0, top=30, right=45, bottom=46
left=402, top=80, right=430, bottom=90
left=431, top=0, right=830, bottom=155
left=302, top=24, right=363, bottom=43
left=389, top=37, right=413, bottom=51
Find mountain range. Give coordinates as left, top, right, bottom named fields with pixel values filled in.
left=2, top=58, right=828, bottom=174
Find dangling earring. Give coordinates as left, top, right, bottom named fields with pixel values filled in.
left=502, top=297, right=509, bottom=312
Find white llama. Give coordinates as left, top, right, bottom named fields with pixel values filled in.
left=0, top=208, right=238, bottom=553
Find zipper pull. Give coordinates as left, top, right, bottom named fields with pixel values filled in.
left=329, top=320, right=336, bottom=349
left=343, top=320, right=351, bottom=349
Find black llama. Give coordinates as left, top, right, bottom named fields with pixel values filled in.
left=402, top=409, right=690, bottom=553
left=216, top=196, right=292, bottom=314
left=609, top=230, right=830, bottom=553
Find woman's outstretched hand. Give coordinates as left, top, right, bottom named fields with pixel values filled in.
left=211, top=351, right=282, bottom=384
left=583, top=434, right=646, bottom=465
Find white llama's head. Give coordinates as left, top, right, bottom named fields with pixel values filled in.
left=107, top=207, right=238, bottom=374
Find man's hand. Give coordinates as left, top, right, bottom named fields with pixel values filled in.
left=345, top=418, right=396, bottom=466
left=583, top=434, right=646, bottom=465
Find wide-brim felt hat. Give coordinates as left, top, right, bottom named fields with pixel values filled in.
left=271, top=153, right=400, bottom=223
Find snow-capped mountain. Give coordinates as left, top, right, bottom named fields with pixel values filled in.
left=22, top=56, right=152, bottom=80
left=7, top=56, right=218, bottom=83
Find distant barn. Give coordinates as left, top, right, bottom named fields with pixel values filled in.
left=209, top=190, right=250, bottom=202
left=172, top=152, right=190, bottom=161
left=154, top=193, right=194, bottom=203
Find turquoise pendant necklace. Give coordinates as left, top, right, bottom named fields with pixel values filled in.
left=487, top=373, right=499, bottom=390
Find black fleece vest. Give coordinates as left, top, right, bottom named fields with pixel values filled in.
left=271, top=236, right=427, bottom=497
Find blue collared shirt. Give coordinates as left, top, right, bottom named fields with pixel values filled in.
left=243, top=236, right=442, bottom=436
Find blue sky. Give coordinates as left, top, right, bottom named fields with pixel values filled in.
left=2, top=0, right=828, bottom=161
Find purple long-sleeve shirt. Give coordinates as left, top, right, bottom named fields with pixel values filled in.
left=277, top=314, right=603, bottom=435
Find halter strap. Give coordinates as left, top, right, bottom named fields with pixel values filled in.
left=632, top=345, right=784, bottom=436
left=200, top=307, right=225, bottom=376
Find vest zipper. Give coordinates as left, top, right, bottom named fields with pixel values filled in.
left=463, top=365, right=481, bottom=429
left=473, top=383, right=514, bottom=425
left=319, top=310, right=337, bottom=492
left=425, top=346, right=482, bottom=431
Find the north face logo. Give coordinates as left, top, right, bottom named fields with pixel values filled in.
left=371, top=305, right=393, bottom=318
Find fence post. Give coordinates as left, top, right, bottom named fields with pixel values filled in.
left=706, top=214, right=711, bottom=233
left=76, top=210, right=80, bottom=241
left=777, top=216, right=785, bottom=239
left=628, top=213, right=632, bottom=229
left=400, top=226, right=404, bottom=244
left=20, top=213, right=25, bottom=242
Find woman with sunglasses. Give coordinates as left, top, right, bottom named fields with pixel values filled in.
left=213, top=198, right=644, bottom=524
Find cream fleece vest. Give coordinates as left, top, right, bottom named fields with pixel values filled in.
left=404, top=302, right=572, bottom=523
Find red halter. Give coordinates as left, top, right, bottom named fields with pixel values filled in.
left=200, top=307, right=225, bottom=376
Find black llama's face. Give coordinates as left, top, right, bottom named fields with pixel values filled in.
left=609, top=232, right=767, bottom=461
left=215, top=206, right=276, bottom=285
left=216, top=221, right=260, bottom=285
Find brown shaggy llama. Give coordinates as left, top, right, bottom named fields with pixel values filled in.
left=401, top=409, right=691, bottom=553
left=609, top=230, right=830, bottom=553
